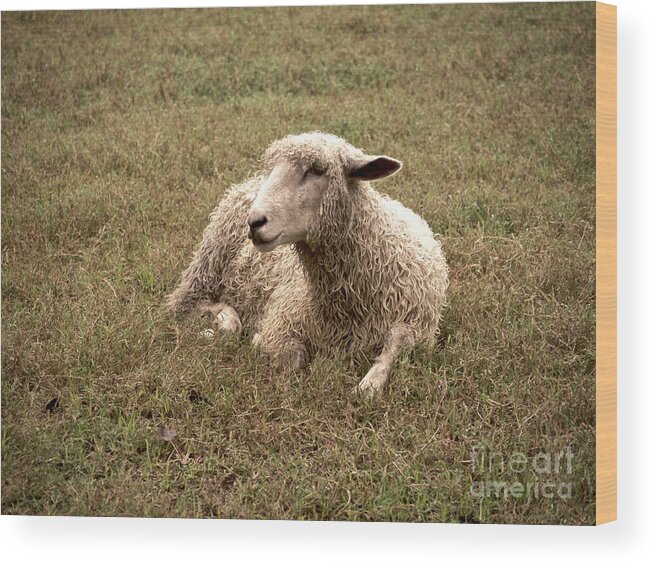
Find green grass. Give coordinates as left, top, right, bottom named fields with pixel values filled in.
left=1, top=3, right=596, bottom=524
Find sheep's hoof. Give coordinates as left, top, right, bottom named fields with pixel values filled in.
left=354, top=364, right=389, bottom=399
left=291, top=347, right=308, bottom=371
left=353, top=381, right=379, bottom=400
left=198, top=304, right=242, bottom=340
left=215, top=308, right=242, bottom=336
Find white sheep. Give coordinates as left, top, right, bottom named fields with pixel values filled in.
left=166, top=132, right=448, bottom=396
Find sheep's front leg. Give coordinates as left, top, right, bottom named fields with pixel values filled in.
left=356, top=325, right=414, bottom=398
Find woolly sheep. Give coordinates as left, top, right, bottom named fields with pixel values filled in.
left=166, top=132, right=448, bottom=397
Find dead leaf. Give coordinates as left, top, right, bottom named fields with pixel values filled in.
left=155, top=425, right=177, bottom=442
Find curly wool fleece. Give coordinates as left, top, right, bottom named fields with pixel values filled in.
left=166, top=132, right=448, bottom=363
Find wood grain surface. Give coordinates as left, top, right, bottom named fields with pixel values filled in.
left=595, top=1, right=617, bottom=526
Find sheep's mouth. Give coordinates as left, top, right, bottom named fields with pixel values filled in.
left=252, top=232, right=282, bottom=251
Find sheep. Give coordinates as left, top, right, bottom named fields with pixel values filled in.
left=166, top=132, right=448, bottom=397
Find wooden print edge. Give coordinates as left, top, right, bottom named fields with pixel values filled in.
left=595, top=1, right=617, bottom=526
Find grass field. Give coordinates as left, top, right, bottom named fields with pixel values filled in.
left=1, top=3, right=596, bottom=524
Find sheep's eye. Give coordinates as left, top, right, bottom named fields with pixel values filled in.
left=306, top=164, right=326, bottom=177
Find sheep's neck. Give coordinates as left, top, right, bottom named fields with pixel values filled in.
left=295, top=189, right=385, bottom=316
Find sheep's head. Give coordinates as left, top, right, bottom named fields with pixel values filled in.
left=248, top=132, right=402, bottom=252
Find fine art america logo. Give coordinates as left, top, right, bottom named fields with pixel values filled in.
left=469, top=445, right=574, bottom=501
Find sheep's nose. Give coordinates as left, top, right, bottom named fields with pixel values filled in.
left=248, top=215, right=268, bottom=239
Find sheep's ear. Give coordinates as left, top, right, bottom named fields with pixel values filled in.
left=348, top=155, right=402, bottom=181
